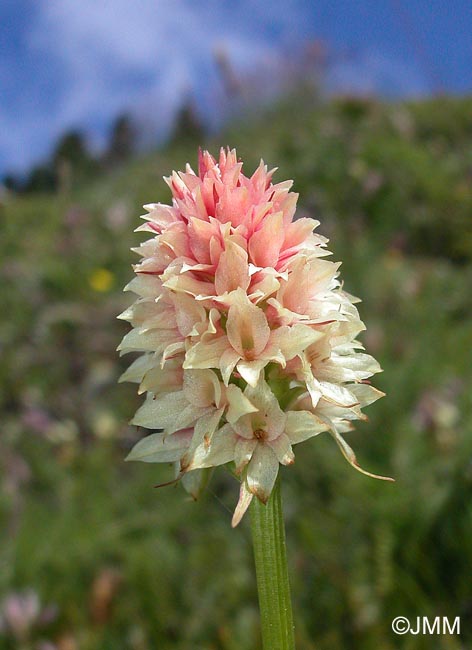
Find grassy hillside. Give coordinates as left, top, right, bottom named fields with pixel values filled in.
left=1, top=95, right=471, bottom=650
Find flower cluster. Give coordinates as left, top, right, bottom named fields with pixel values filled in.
left=119, top=148, right=390, bottom=526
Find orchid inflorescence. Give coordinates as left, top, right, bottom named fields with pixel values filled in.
left=119, top=148, right=390, bottom=526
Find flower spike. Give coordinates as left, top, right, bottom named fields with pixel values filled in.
left=120, top=148, right=391, bottom=525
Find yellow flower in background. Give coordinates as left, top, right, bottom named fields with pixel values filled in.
left=90, top=268, right=114, bottom=292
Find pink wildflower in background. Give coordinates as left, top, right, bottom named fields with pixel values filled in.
left=119, top=148, right=390, bottom=526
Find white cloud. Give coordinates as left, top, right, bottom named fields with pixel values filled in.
left=1, top=0, right=430, bottom=173
left=3, top=0, right=290, bottom=170
left=0, top=0, right=280, bottom=168
left=30, top=0, right=286, bottom=127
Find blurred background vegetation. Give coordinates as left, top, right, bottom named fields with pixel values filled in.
left=1, top=89, right=472, bottom=650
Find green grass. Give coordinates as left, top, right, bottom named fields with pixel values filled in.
left=1, top=94, right=471, bottom=649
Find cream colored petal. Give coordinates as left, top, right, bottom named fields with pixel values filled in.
left=243, top=380, right=286, bottom=439
left=316, top=400, right=364, bottom=423
left=328, top=352, right=382, bottom=382
left=172, top=293, right=207, bottom=337
left=231, top=480, right=254, bottom=527
left=118, top=299, right=164, bottom=327
left=246, top=444, right=279, bottom=503
left=347, top=383, right=385, bottom=407
left=275, top=323, right=325, bottom=362
left=285, top=410, right=327, bottom=444
left=119, top=354, right=154, bottom=384
left=163, top=272, right=214, bottom=299
left=132, top=390, right=184, bottom=428
left=185, top=423, right=238, bottom=470
left=225, top=384, right=259, bottom=424
left=333, top=351, right=381, bottom=373
left=182, top=408, right=224, bottom=463
left=124, top=275, right=162, bottom=298
left=183, top=336, right=230, bottom=370
left=183, top=369, right=222, bottom=407
left=248, top=271, right=281, bottom=303
left=132, top=391, right=208, bottom=433
left=226, top=288, right=270, bottom=357
left=267, top=433, right=294, bottom=465
left=181, top=468, right=212, bottom=500
left=234, top=437, right=257, bottom=473
left=198, top=407, right=224, bottom=447
left=236, top=359, right=267, bottom=387
left=126, top=430, right=191, bottom=463
left=301, top=367, right=323, bottom=409
left=231, top=414, right=256, bottom=440
left=219, top=348, right=241, bottom=385
left=139, top=364, right=182, bottom=395
left=117, top=328, right=178, bottom=355
left=161, top=341, right=186, bottom=366
left=318, top=381, right=359, bottom=407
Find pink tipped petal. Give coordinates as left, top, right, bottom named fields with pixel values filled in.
left=187, top=218, right=215, bottom=264
left=216, top=185, right=249, bottom=225
left=281, top=217, right=317, bottom=251
left=248, top=211, right=285, bottom=268
left=198, top=148, right=216, bottom=179
left=231, top=480, right=254, bottom=527
left=248, top=270, right=281, bottom=302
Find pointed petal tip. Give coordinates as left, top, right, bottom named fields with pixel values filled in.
left=352, top=462, right=395, bottom=482
left=231, top=480, right=254, bottom=526
left=251, top=489, right=270, bottom=505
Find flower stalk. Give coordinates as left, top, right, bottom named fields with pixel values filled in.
left=250, top=477, right=295, bottom=650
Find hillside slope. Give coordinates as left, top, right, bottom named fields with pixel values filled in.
left=1, top=96, right=471, bottom=650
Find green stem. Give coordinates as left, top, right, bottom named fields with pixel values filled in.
left=250, top=478, right=296, bottom=650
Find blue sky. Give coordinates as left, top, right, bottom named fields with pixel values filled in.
left=1, top=0, right=472, bottom=175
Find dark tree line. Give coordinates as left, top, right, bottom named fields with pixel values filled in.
left=3, top=100, right=205, bottom=195
left=3, top=113, right=137, bottom=194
